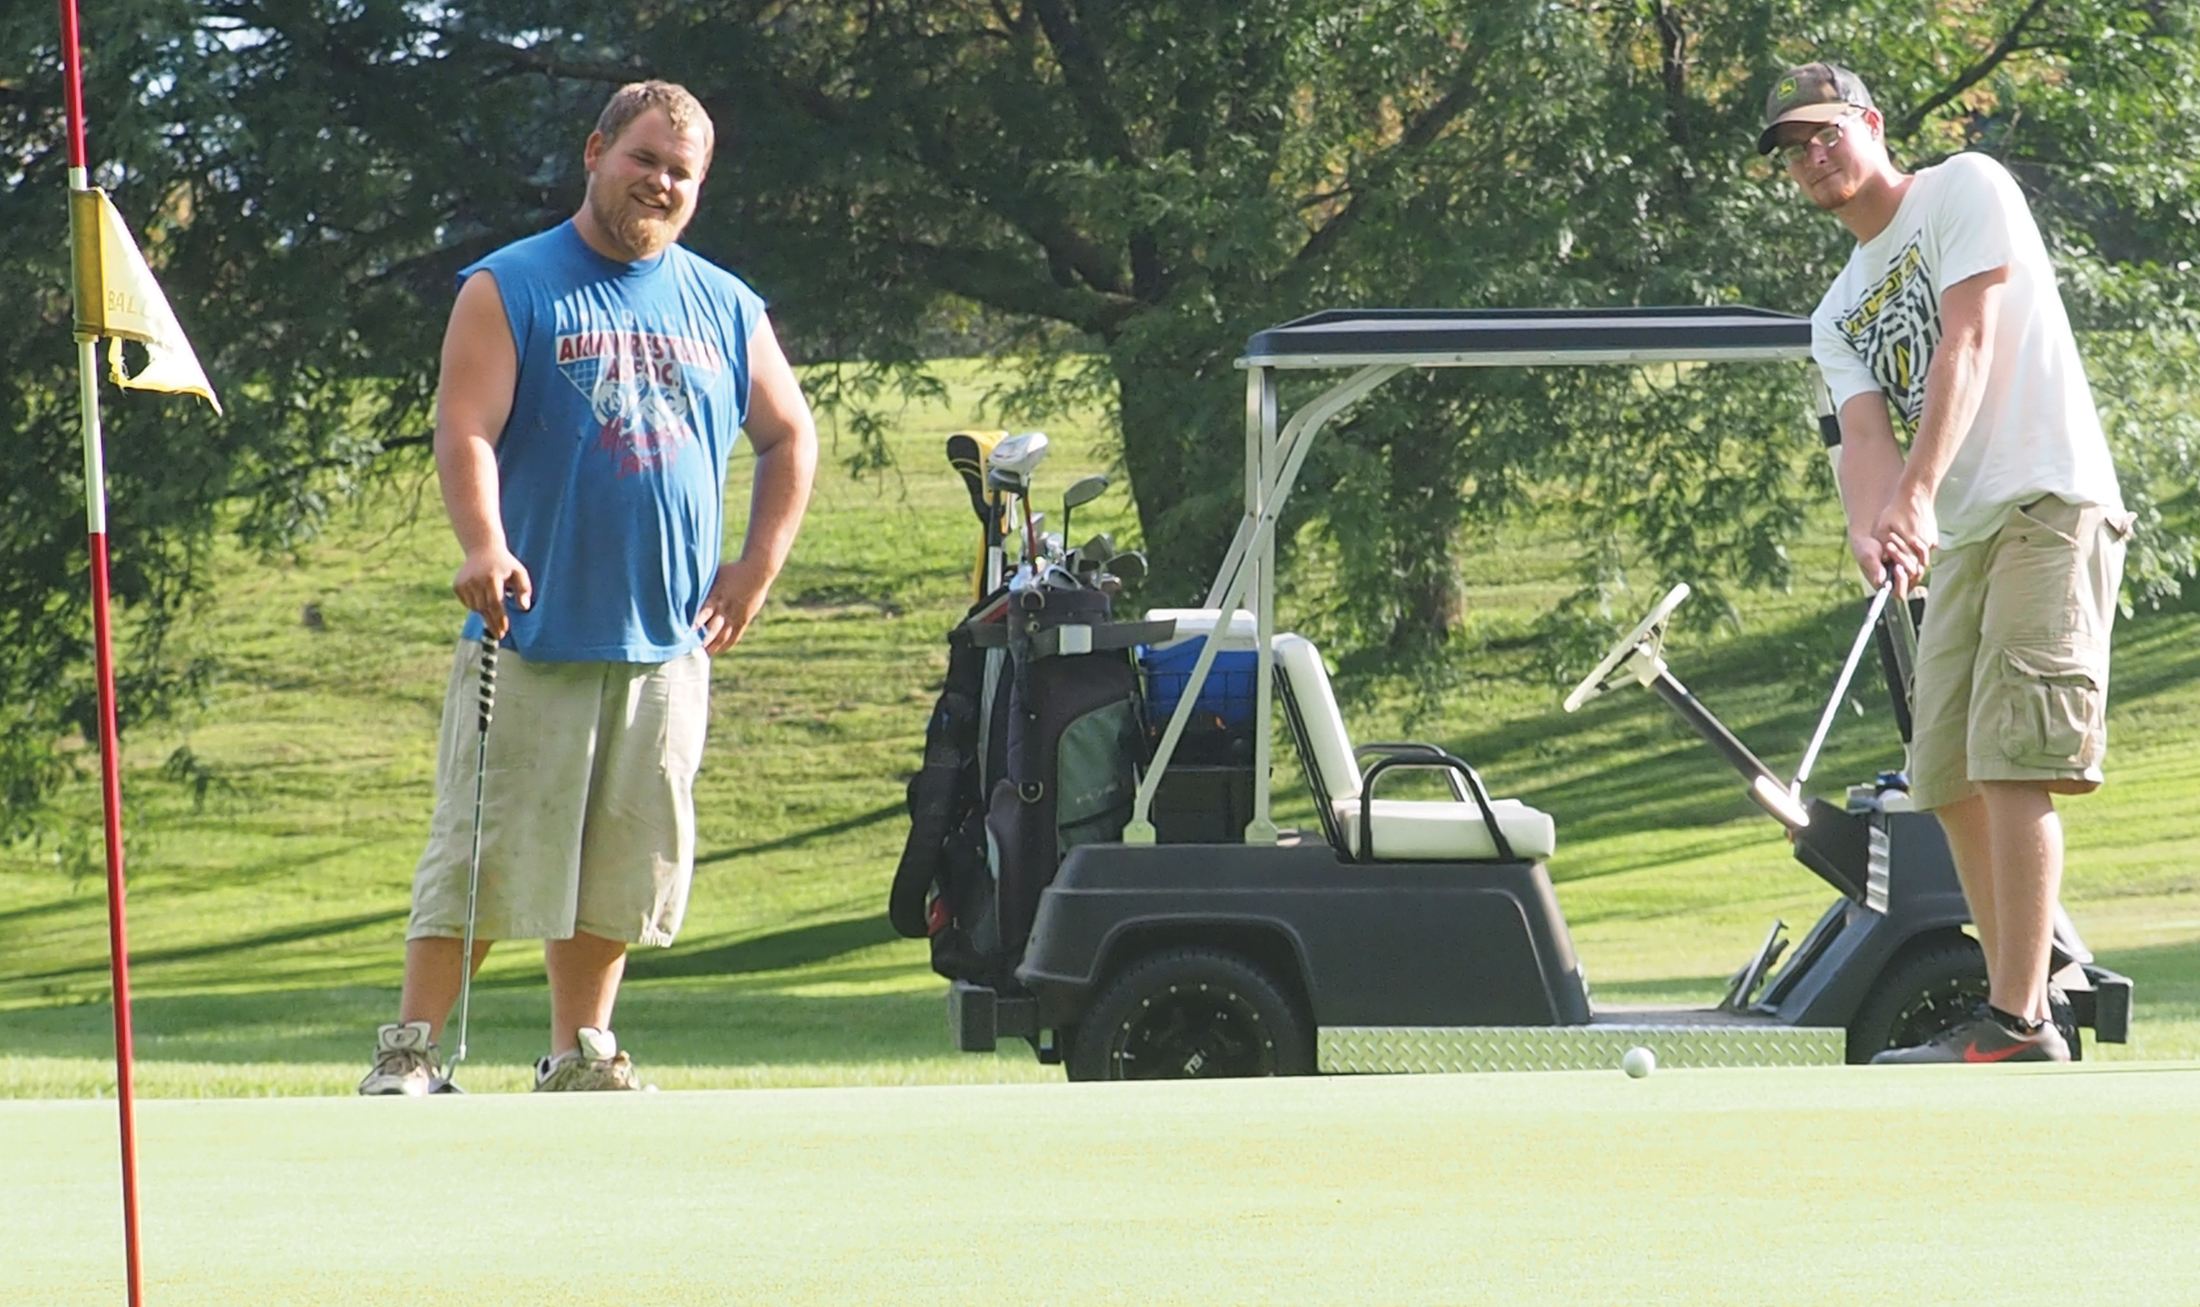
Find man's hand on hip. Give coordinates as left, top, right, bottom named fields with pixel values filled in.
left=696, top=556, right=773, bottom=654
left=454, top=546, right=532, bottom=638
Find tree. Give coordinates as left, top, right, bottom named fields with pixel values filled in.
left=524, top=0, right=2200, bottom=644
left=5, top=0, right=2197, bottom=835
left=2, top=0, right=552, bottom=839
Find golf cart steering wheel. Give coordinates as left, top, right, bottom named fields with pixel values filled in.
left=1562, top=583, right=1692, bottom=713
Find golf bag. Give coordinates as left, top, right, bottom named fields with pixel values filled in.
left=890, top=581, right=1155, bottom=989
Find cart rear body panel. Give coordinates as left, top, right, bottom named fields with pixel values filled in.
left=1015, top=843, right=1591, bottom=1030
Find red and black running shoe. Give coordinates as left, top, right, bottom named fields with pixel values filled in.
left=1871, top=1012, right=2071, bottom=1065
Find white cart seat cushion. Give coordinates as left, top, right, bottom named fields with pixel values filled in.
left=1273, top=635, right=1361, bottom=801
left=1333, top=797, right=1557, bottom=862
left=1274, top=633, right=1556, bottom=862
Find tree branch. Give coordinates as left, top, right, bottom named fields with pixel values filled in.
left=1296, top=52, right=1486, bottom=268
left=1026, top=0, right=1141, bottom=169
left=1654, top=1, right=1690, bottom=152
left=900, top=106, right=1128, bottom=296
left=899, top=240, right=1141, bottom=335
left=1890, top=0, right=2056, bottom=139
left=484, top=39, right=647, bottom=85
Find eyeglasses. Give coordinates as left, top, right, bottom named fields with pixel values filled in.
left=1777, top=114, right=1859, bottom=167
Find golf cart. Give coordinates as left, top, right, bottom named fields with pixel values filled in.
left=899, top=307, right=2133, bottom=1079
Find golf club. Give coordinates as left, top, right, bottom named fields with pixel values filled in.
left=1791, top=581, right=1894, bottom=799
left=436, top=631, right=497, bottom=1093
left=1105, top=550, right=1147, bottom=588
left=1060, top=474, right=1109, bottom=548
left=946, top=431, right=1007, bottom=597
left=986, top=431, right=1050, bottom=566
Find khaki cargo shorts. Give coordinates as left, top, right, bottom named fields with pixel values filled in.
left=1908, top=496, right=2134, bottom=812
left=408, top=641, right=710, bottom=947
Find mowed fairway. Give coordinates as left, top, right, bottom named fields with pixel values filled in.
left=14, top=1064, right=2200, bottom=1306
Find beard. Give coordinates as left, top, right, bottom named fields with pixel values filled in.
left=1800, top=167, right=1865, bottom=214
left=588, top=185, right=689, bottom=259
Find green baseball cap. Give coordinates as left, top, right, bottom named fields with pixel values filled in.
left=1757, top=62, right=1875, bottom=155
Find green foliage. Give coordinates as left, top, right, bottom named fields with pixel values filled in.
left=5, top=370, right=2197, bottom=1093
left=4, top=0, right=2199, bottom=835
left=649, top=0, right=2200, bottom=639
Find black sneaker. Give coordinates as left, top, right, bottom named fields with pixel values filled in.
left=1871, top=1012, right=2071, bottom=1065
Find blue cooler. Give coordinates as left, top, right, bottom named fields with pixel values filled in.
left=1140, top=635, right=1258, bottom=729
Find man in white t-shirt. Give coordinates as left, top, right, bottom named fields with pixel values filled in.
left=1763, top=63, right=2133, bottom=1063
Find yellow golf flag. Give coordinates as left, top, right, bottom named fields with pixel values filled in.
left=69, top=188, right=222, bottom=414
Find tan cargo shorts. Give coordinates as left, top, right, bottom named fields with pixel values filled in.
left=408, top=640, right=710, bottom=947
left=1908, top=495, right=2133, bottom=812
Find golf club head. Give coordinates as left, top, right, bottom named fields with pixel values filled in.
left=1108, top=551, right=1147, bottom=586
left=1077, top=533, right=1116, bottom=565
left=987, top=430, right=1050, bottom=492
left=1062, top=474, right=1110, bottom=513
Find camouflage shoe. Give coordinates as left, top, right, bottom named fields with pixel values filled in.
left=358, top=1021, right=446, bottom=1096
left=533, top=1027, right=649, bottom=1092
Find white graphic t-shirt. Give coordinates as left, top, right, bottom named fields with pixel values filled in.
left=1811, top=152, right=2124, bottom=547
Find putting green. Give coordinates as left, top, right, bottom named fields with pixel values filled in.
left=12, top=1064, right=2199, bottom=1305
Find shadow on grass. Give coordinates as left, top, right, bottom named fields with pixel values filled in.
left=624, top=915, right=901, bottom=980
left=0, top=895, right=105, bottom=930
left=1422, top=606, right=2200, bottom=853
left=694, top=803, right=903, bottom=865
left=6, top=976, right=958, bottom=1070
left=7, top=909, right=411, bottom=984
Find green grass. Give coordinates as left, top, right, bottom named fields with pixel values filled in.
left=12, top=1065, right=2200, bottom=1304
left=4, top=356, right=2198, bottom=1094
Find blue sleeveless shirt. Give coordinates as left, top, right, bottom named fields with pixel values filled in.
left=456, top=222, right=766, bottom=662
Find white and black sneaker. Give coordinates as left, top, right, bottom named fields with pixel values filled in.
left=358, top=1021, right=448, bottom=1095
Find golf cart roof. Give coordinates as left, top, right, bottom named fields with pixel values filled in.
left=1240, top=306, right=1813, bottom=370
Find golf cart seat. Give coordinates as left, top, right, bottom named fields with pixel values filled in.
left=1273, top=634, right=1556, bottom=863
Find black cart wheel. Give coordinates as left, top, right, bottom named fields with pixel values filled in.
left=1065, top=948, right=1313, bottom=1082
left=1846, top=936, right=1988, bottom=1063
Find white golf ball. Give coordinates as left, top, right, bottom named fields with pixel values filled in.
left=1621, top=1046, right=1656, bottom=1079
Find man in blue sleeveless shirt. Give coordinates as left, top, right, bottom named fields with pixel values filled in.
left=362, top=82, right=817, bottom=1093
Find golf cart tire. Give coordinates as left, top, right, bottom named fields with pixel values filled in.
left=1846, top=935, right=1988, bottom=1064
left=1066, top=947, right=1314, bottom=1082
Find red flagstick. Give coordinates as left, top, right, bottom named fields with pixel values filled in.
left=59, top=1, right=149, bottom=1303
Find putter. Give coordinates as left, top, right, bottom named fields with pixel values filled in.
left=1790, top=581, right=1894, bottom=799
left=436, top=631, right=497, bottom=1093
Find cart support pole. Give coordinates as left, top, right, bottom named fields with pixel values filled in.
left=1246, top=367, right=1278, bottom=842
left=1129, top=365, right=1402, bottom=840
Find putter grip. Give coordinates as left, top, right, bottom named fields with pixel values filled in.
left=476, top=635, right=498, bottom=732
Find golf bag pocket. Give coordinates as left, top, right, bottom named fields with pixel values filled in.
left=1055, top=698, right=1140, bottom=854
left=990, top=634, right=1142, bottom=961
left=986, top=775, right=1051, bottom=960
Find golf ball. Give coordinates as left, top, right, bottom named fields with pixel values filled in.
left=1621, top=1046, right=1656, bottom=1078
